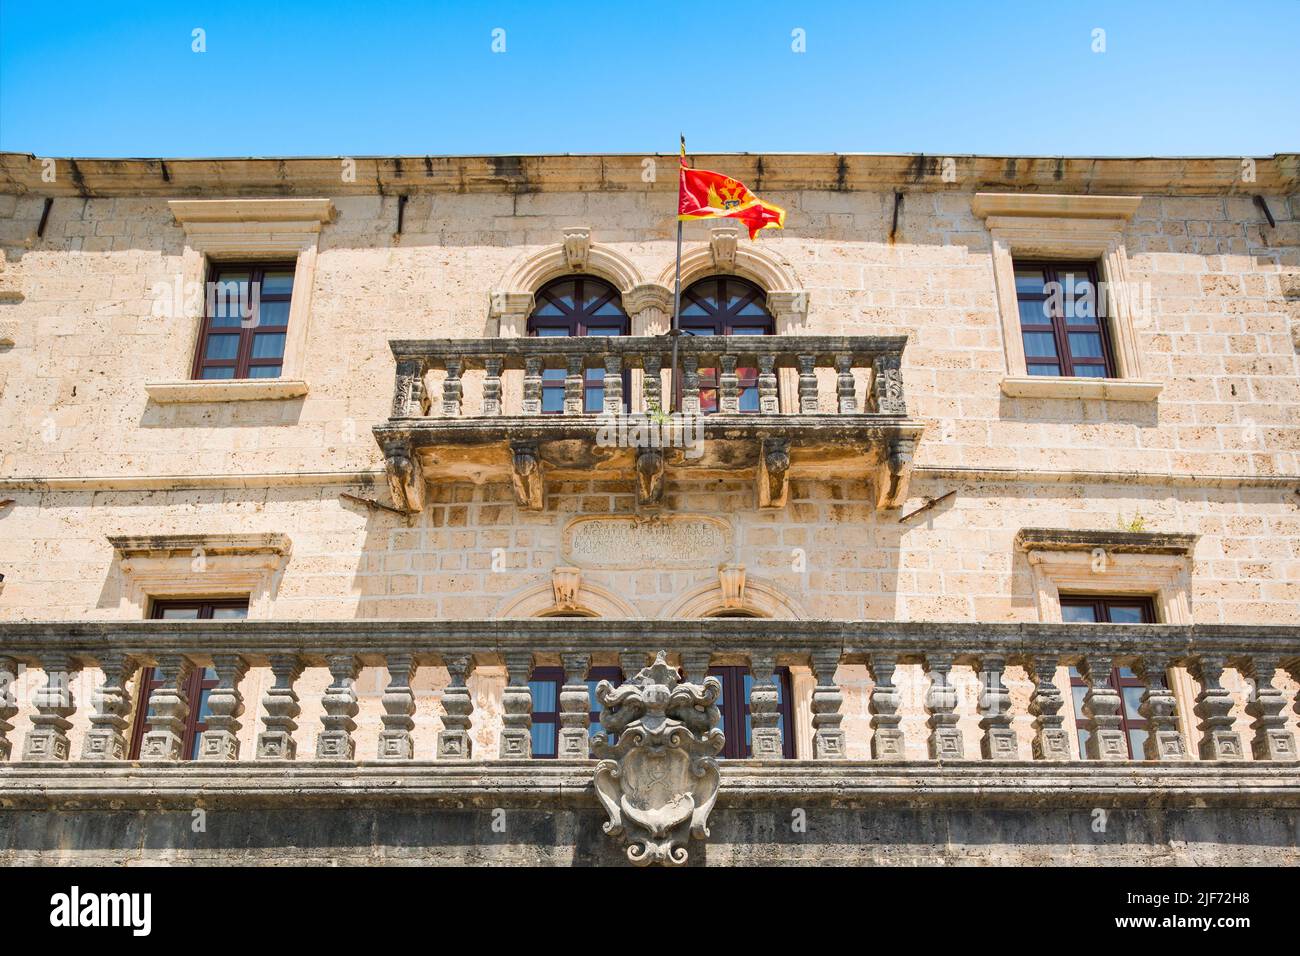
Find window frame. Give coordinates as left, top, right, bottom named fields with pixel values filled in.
left=1062, top=594, right=1156, bottom=759
left=677, top=275, right=775, bottom=414
left=527, top=275, right=631, bottom=414
left=128, top=598, right=250, bottom=760
left=1012, top=259, right=1116, bottom=378
left=190, top=260, right=297, bottom=381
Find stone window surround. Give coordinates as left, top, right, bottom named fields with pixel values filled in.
left=489, top=226, right=811, bottom=414
left=108, top=532, right=292, bottom=619
left=972, top=192, right=1162, bottom=402
left=1016, top=526, right=1199, bottom=751
left=144, top=199, right=333, bottom=404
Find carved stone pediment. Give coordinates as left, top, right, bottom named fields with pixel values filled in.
left=593, top=652, right=724, bottom=866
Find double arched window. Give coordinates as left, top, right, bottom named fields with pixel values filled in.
left=528, top=276, right=629, bottom=413
left=527, top=274, right=776, bottom=415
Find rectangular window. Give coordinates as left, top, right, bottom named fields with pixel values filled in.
left=708, top=665, right=795, bottom=759
left=129, top=598, right=249, bottom=760
left=1062, top=595, right=1155, bottom=759
left=1012, top=260, right=1115, bottom=378
left=192, top=261, right=295, bottom=380
left=528, top=666, right=624, bottom=758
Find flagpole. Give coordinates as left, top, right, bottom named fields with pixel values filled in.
left=670, top=134, right=685, bottom=413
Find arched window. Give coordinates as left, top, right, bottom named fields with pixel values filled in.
left=679, top=276, right=774, bottom=413
left=528, top=276, right=629, bottom=413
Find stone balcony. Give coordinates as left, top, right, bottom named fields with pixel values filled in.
left=372, top=334, right=925, bottom=513
left=1, top=619, right=1297, bottom=864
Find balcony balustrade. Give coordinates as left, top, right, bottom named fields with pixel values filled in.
left=372, top=335, right=924, bottom=513
left=2, top=619, right=1296, bottom=769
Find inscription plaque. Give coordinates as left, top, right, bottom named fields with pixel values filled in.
left=563, top=515, right=732, bottom=569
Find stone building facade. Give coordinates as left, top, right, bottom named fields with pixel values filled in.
left=0, top=151, right=1297, bottom=864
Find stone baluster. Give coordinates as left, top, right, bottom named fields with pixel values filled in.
left=1246, top=655, right=1295, bottom=761
left=391, top=356, right=424, bottom=418
left=482, top=356, right=503, bottom=416
left=522, top=356, right=543, bottom=415
left=1027, top=656, right=1070, bottom=760
left=81, top=651, right=134, bottom=760
left=23, top=652, right=77, bottom=762
left=643, top=355, right=663, bottom=413
left=564, top=354, right=585, bottom=415
left=437, top=655, right=475, bottom=759
left=441, top=358, right=463, bottom=416
left=924, top=654, right=963, bottom=759
left=1079, top=656, right=1127, bottom=760
left=835, top=354, right=857, bottom=413
left=680, top=355, right=701, bottom=416
left=757, top=354, right=779, bottom=414
left=378, top=653, right=417, bottom=760
left=140, top=655, right=191, bottom=761
left=718, top=354, right=740, bottom=414
left=797, top=354, right=818, bottom=414
left=559, top=652, right=593, bottom=758
left=0, top=655, right=18, bottom=761
left=316, top=653, right=359, bottom=760
left=1137, top=658, right=1188, bottom=760
left=257, top=654, right=302, bottom=760
left=198, top=653, right=247, bottom=761
left=748, top=655, right=782, bottom=758
left=602, top=354, right=623, bottom=414
left=810, top=648, right=846, bottom=758
left=872, top=352, right=906, bottom=415
left=978, top=655, right=1017, bottom=759
left=677, top=650, right=709, bottom=686
left=1193, top=656, right=1244, bottom=760
left=868, top=654, right=904, bottom=759
left=500, top=651, right=534, bottom=759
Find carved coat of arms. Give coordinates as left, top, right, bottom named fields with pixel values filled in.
left=592, top=652, right=724, bottom=866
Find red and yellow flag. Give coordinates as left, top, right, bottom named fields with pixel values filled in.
left=678, top=155, right=786, bottom=240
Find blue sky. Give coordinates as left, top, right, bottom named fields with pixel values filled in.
left=1, top=0, right=1297, bottom=158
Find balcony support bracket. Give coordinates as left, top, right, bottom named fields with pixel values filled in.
left=511, top=442, right=546, bottom=511
left=876, top=436, right=917, bottom=510
left=758, top=438, right=790, bottom=509
left=635, top=449, right=666, bottom=507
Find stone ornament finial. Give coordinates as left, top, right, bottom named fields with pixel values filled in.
left=592, top=651, right=724, bottom=866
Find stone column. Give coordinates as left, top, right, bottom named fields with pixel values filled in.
left=1080, top=656, right=1127, bottom=760
left=316, top=653, right=359, bottom=760
left=23, top=652, right=77, bottom=762
left=138, top=656, right=192, bottom=760
left=757, top=355, right=779, bottom=414
left=1027, top=657, right=1070, bottom=760
left=441, top=358, right=463, bottom=416
left=256, top=654, right=302, bottom=760
left=1246, top=656, right=1295, bottom=761
left=924, top=654, right=963, bottom=759
left=482, top=356, right=504, bottom=416
left=437, top=655, right=474, bottom=760
left=978, top=655, right=1017, bottom=759
left=500, top=651, right=534, bottom=759
left=559, top=652, right=592, bottom=759
left=1194, top=656, right=1244, bottom=760
left=835, top=353, right=857, bottom=413
left=718, top=355, right=740, bottom=414
left=748, top=655, right=783, bottom=758
left=0, top=655, right=18, bottom=761
left=1137, top=658, right=1189, bottom=761
left=868, top=654, right=904, bottom=759
left=82, top=651, right=135, bottom=760
left=378, top=653, right=417, bottom=760
left=197, top=653, right=247, bottom=761
left=809, top=649, right=845, bottom=759
left=677, top=650, right=709, bottom=685
left=564, top=355, right=585, bottom=415
left=602, top=354, right=623, bottom=414
left=797, top=354, right=818, bottom=414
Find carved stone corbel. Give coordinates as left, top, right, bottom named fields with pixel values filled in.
left=551, top=566, right=582, bottom=611
left=593, top=652, right=724, bottom=866
left=718, top=564, right=746, bottom=609
left=875, top=436, right=915, bottom=510
left=382, top=439, right=425, bottom=514
left=758, top=437, right=790, bottom=509
left=709, top=225, right=739, bottom=272
left=488, top=291, right=536, bottom=338
left=510, top=441, right=545, bottom=511
left=635, top=448, right=665, bottom=506
left=562, top=226, right=592, bottom=271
